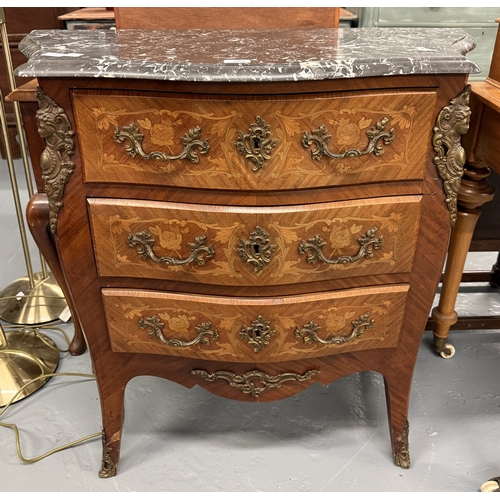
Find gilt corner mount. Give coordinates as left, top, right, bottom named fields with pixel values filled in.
left=35, top=87, right=76, bottom=234
left=433, top=85, right=472, bottom=227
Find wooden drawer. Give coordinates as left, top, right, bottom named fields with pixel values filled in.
left=73, top=89, right=437, bottom=191
left=88, top=196, right=421, bottom=286
left=102, top=285, right=409, bottom=362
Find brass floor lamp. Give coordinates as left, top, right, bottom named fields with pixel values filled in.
left=0, top=9, right=60, bottom=405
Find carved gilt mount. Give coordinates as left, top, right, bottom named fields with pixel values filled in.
left=433, top=85, right=472, bottom=227
left=35, top=87, right=76, bottom=234
left=99, top=432, right=118, bottom=478
left=394, top=420, right=411, bottom=469
left=191, top=368, right=321, bottom=397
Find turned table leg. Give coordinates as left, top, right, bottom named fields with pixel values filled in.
left=431, top=162, right=494, bottom=357
left=26, top=193, right=87, bottom=355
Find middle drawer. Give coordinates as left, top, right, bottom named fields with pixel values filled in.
left=88, top=196, right=421, bottom=286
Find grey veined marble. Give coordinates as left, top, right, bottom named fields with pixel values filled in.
left=15, top=27, right=481, bottom=82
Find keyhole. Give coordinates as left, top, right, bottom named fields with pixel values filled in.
left=254, top=328, right=262, bottom=339
left=253, top=137, right=261, bottom=150
left=253, top=244, right=261, bottom=255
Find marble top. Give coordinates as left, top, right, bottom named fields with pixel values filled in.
left=15, top=27, right=481, bottom=82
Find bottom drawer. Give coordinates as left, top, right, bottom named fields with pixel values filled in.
left=102, top=285, right=409, bottom=363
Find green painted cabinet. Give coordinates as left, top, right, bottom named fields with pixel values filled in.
left=350, top=7, right=500, bottom=80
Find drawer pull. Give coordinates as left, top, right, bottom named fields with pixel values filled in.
left=191, top=368, right=321, bottom=397
left=302, top=117, right=395, bottom=161
left=295, top=312, right=374, bottom=345
left=139, top=315, right=219, bottom=347
left=114, top=122, right=209, bottom=163
left=238, top=226, right=277, bottom=272
left=240, top=315, right=276, bottom=352
left=127, top=230, right=214, bottom=266
left=235, top=116, right=278, bottom=171
left=298, top=227, right=383, bottom=265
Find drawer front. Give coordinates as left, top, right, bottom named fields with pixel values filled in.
left=88, top=196, right=421, bottom=286
left=73, top=90, right=437, bottom=191
left=102, top=286, right=409, bottom=362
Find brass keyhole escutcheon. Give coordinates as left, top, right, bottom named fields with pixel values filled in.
left=237, top=226, right=276, bottom=273
left=235, top=116, right=278, bottom=171
left=240, top=316, right=276, bottom=352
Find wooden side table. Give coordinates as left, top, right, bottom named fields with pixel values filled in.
left=431, top=18, right=500, bottom=357
left=58, top=7, right=115, bottom=30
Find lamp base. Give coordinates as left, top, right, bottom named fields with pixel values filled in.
left=0, top=328, right=59, bottom=407
left=0, top=272, right=67, bottom=325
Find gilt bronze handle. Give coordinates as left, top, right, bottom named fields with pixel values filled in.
left=114, top=122, right=209, bottom=163
left=298, top=227, right=383, bottom=265
left=127, top=230, right=214, bottom=266
left=302, top=118, right=395, bottom=161
left=295, top=312, right=374, bottom=345
left=139, top=315, right=218, bottom=347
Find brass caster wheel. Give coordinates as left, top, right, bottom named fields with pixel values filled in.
left=439, top=343, right=455, bottom=359
left=480, top=477, right=500, bottom=492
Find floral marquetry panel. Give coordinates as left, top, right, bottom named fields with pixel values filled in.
left=72, top=90, right=437, bottom=191
left=88, top=196, right=422, bottom=286
left=102, top=285, right=409, bottom=362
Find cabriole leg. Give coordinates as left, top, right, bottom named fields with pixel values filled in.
left=98, top=384, right=126, bottom=478
left=384, top=372, right=412, bottom=469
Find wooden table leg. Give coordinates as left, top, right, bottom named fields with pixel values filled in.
left=384, top=370, right=412, bottom=468
left=431, top=162, right=495, bottom=357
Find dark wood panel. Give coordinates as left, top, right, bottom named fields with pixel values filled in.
left=113, top=7, right=340, bottom=30
left=0, top=7, right=77, bottom=158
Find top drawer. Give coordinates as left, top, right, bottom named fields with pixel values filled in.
left=72, top=89, right=437, bottom=191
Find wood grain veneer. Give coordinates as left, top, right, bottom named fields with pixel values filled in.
left=88, top=196, right=421, bottom=286
left=72, top=90, right=436, bottom=191
left=102, top=285, right=409, bottom=362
